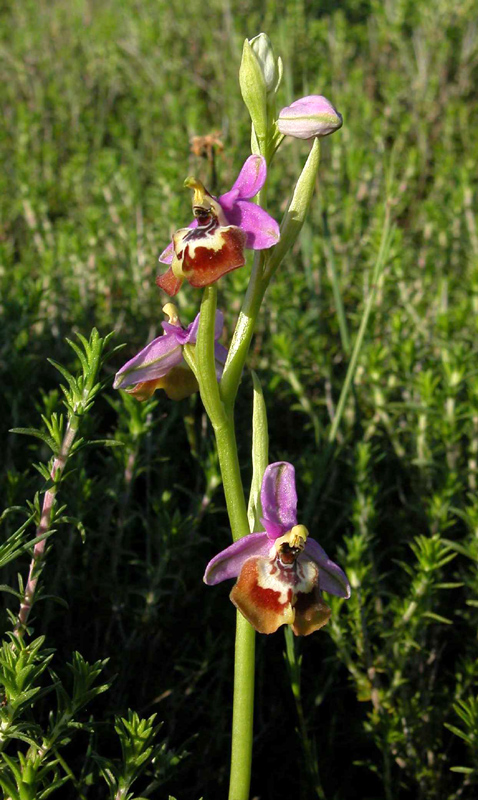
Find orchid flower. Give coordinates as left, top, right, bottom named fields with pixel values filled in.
left=113, top=304, right=227, bottom=401
left=156, top=155, right=280, bottom=296
left=204, top=461, right=350, bottom=636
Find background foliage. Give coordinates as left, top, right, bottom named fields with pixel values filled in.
left=1, top=0, right=478, bottom=797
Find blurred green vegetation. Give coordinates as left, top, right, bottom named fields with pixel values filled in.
left=1, top=0, right=478, bottom=797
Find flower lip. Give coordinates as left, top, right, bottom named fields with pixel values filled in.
left=156, top=171, right=249, bottom=296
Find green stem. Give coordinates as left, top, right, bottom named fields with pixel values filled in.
left=196, top=285, right=227, bottom=429
left=215, top=417, right=256, bottom=800
left=225, top=371, right=271, bottom=800
left=215, top=420, right=255, bottom=800
left=220, top=252, right=267, bottom=409
left=214, top=421, right=250, bottom=542
left=265, top=138, right=321, bottom=279
left=229, top=613, right=255, bottom=800
left=195, top=285, right=249, bottom=539
left=221, top=139, right=323, bottom=412
left=322, top=212, right=351, bottom=356
left=328, top=206, right=393, bottom=445
left=195, top=287, right=255, bottom=799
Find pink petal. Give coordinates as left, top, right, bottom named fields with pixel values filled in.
left=184, top=310, right=225, bottom=345
left=158, top=241, right=174, bottom=265
left=278, top=95, right=343, bottom=140
left=203, top=532, right=270, bottom=585
left=304, top=538, right=351, bottom=598
left=261, top=462, right=298, bottom=540
left=221, top=200, right=280, bottom=250
left=222, top=155, right=267, bottom=201
left=113, top=332, right=183, bottom=390
left=214, top=343, right=228, bottom=379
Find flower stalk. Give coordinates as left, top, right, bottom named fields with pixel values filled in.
left=229, top=614, right=255, bottom=800
left=227, top=370, right=269, bottom=800
left=193, top=286, right=255, bottom=800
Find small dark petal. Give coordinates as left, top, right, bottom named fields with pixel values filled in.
left=156, top=268, right=183, bottom=297
left=292, top=587, right=331, bottom=636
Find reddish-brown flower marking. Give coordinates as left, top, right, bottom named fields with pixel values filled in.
left=157, top=178, right=246, bottom=297
left=231, top=558, right=295, bottom=634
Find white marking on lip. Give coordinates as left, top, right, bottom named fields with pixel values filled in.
left=256, top=555, right=318, bottom=605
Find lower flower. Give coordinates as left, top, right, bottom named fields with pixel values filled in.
left=204, top=462, right=350, bottom=636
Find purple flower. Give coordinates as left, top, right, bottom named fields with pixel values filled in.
left=278, top=95, right=343, bottom=140
left=113, top=304, right=227, bottom=401
left=204, top=461, right=350, bottom=636
left=158, top=155, right=280, bottom=268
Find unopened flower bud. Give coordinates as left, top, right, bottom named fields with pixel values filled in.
left=249, top=33, right=282, bottom=95
left=239, top=38, right=268, bottom=141
left=277, top=95, right=343, bottom=140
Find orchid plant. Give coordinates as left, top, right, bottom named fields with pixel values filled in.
left=115, top=32, right=349, bottom=800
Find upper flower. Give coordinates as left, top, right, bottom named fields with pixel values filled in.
left=156, top=156, right=280, bottom=296
left=113, top=304, right=227, bottom=401
left=277, top=95, right=343, bottom=140
left=204, top=461, right=350, bottom=636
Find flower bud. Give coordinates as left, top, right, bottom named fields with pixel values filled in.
left=249, top=33, right=282, bottom=95
left=277, top=95, right=343, bottom=140
left=239, top=38, right=268, bottom=141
